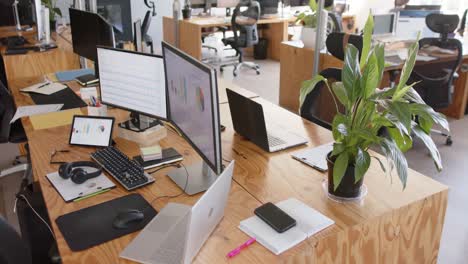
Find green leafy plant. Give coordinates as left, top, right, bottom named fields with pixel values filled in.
left=41, top=0, right=62, bottom=21
left=295, top=0, right=319, bottom=28
left=299, top=14, right=448, bottom=190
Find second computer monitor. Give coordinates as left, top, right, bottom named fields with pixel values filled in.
left=258, top=0, right=279, bottom=16
left=162, top=42, right=222, bottom=177
left=373, top=13, right=397, bottom=36
left=97, top=47, right=167, bottom=120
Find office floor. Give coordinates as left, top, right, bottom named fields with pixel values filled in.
left=0, top=51, right=466, bottom=263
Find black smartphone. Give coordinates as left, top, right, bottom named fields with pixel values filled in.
left=254, top=202, right=296, bottom=233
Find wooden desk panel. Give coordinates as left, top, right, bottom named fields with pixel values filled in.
left=10, top=75, right=448, bottom=263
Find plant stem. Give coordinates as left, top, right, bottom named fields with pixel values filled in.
left=325, top=82, right=340, bottom=114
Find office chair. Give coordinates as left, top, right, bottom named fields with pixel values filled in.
left=141, top=11, right=154, bottom=53
left=326, top=32, right=363, bottom=61
left=0, top=216, right=32, bottom=264
left=327, top=13, right=343, bottom=33
left=300, top=68, right=343, bottom=130
left=408, top=13, right=462, bottom=146
left=0, top=81, right=30, bottom=180
left=220, top=0, right=261, bottom=77
left=458, top=9, right=467, bottom=36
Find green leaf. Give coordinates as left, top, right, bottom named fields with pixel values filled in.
left=388, top=127, right=412, bottom=152
left=387, top=101, right=412, bottom=133
left=309, top=0, right=317, bottom=11
left=333, top=151, right=349, bottom=191
left=332, top=114, right=348, bottom=141
left=53, top=7, right=62, bottom=17
left=381, top=139, right=408, bottom=189
left=354, top=148, right=370, bottom=183
left=361, top=52, right=380, bottom=99
left=342, top=44, right=361, bottom=102
left=395, top=35, right=419, bottom=93
left=331, top=82, right=349, bottom=110
left=403, top=87, right=426, bottom=104
left=409, top=104, right=449, bottom=132
left=331, top=143, right=345, bottom=157
left=299, top=75, right=326, bottom=110
left=360, top=13, right=374, bottom=69
left=372, top=156, right=386, bottom=173
left=418, top=117, right=434, bottom=134
left=374, top=44, right=386, bottom=83
left=412, top=125, right=443, bottom=171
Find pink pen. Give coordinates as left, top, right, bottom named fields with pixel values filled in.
left=226, top=238, right=256, bottom=259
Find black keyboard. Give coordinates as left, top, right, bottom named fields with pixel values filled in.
left=91, top=146, right=155, bottom=191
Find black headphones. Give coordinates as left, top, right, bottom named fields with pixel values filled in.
left=58, top=161, right=103, bottom=184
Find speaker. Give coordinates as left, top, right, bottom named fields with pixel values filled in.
left=58, top=161, right=102, bottom=184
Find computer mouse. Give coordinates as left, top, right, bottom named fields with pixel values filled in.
left=112, top=209, right=145, bottom=230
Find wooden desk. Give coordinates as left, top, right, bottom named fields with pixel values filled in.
left=163, top=16, right=294, bottom=61
left=0, top=26, right=37, bottom=39
left=9, top=76, right=448, bottom=263
left=0, top=26, right=80, bottom=86
left=280, top=41, right=468, bottom=119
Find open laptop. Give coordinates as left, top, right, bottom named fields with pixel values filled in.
left=226, top=89, right=307, bottom=152
left=120, top=161, right=235, bottom=264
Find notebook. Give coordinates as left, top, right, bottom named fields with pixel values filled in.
left=30, top=108, right=83, bottom=130
left=239, top=198, right=334, bottom=255
left=56, top=69, right=95, bottom=82
left=291, top=143, right=333, bottom=172
left=21, top=82, right=67, bottom=95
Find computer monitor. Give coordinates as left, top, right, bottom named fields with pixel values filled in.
left=258, top=0, right=279, bottom=16
left=97, top=46, right=167, bottom=129
left=97, top=0, right=133, bottom=42
left=69, top=8, right=115, bottom=63
left=191, top=0, right=217, bottom=10
left=373, top=13, right=396, bottom=36
left=133, top=19, right=142, bottom=52
left=162, top=41, right=222, bottom=195
left=288, top=0, right=308, bottom=7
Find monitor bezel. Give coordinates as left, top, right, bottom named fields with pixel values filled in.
left=96, top=46, right=169, bottom=121
left=161, top=41, right=222, bottom=175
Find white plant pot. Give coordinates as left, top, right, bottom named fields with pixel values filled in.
left=301, top=27, right=318, bottom=49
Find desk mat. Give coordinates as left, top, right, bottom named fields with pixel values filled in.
left=30, top=87, right=87, bottom=110
left=56, top=193, right=157, bottom=251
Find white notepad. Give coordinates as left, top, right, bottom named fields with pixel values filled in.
left=292, top=143, right=333, bottom=172
left=239, top=198, right=334, bottom=255
left=21, top=82, right=67, bottom=95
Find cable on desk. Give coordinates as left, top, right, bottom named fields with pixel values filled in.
left=147, top=163, right=182, bottom=175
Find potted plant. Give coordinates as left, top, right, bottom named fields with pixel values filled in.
left=295, top=0, right=327, bottom=49
left=299, top=14, right=448, bottom=199
left=182, top=0, right=192, bottom=19
left=41, top=0, right=62, bottom=31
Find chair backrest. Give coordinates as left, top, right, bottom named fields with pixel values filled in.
left=231, top=0, right=260, bottom=48
left=0, top=216, right=32, bottom=264
left=326, top=32, right=363, bottom=61
left=0, top=81, right=15, bottom=143
left=410, top=14, right=463, bottom=109
left=459, top=9, right=467, bottom=35
left=300, top=68, right=344, bottom=130
left=141, top=11, right=152, bottom=38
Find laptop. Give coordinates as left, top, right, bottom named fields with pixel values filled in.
left=226, top=89, right=307, bottom=152
left=120, top=161, right=235, bottom=264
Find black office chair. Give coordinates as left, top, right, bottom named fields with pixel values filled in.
left=458, top=9, right=467, bottom=36
left=408, top=13, right=462, bottom=145
left=141, top=11, right=154, bottom=53
left=300, top=68, right=343, bottom=130
left=220, top=0, right=261, bottom=77
left=0, top=81, right=30, bottom=180
left=326, top=32, right=363, bottom=61
left=0, top=216, right=32, bottom=264
left=327, top=13, right=343, bottom=33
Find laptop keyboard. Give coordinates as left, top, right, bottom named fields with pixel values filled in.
left=149, top=213, right=189, bottom=263
left=267, top=134, right=287, bottom=147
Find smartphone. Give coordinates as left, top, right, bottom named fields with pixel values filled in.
left=254, top=202, right=296, bottom=233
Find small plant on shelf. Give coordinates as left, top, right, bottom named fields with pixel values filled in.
left=299, top=14, right=448, bottom=198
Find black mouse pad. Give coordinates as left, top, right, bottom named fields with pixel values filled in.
left=56, top=193, right=157, bottom=251
left=30, top=87, right=87, bottom=110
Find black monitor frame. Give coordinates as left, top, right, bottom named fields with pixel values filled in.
left=161, top=41, right=222, bottom=175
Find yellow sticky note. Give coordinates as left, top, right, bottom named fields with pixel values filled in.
left=30, top=108, right=83, bottom=130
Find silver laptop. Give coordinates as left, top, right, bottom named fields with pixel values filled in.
left=226, top=88, right=307, bottom=153
left=120, top=161, right=235, bottom=264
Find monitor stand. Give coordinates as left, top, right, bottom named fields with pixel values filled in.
left=167, top=161, right=217, bottom=195
left=118, top=112, right=162, bottom=132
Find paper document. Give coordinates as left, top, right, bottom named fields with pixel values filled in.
left=46, top=170, right=115, bottom=202
left=239, top=198, right=334, bottom=255
left=79, top=87, right=98, bottom=100
left=30, top=108, right=83, bottom=130
left=10, top=104, right=63, bottom=124
left=292, top=143, right=333, bottom=172
left=21, top=82, right=67, bottom=95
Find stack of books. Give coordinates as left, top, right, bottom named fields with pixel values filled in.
left=140, top=145, right=162, bottom=162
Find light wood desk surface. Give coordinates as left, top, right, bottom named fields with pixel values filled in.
left=9, top=76, right=448, bottom=263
